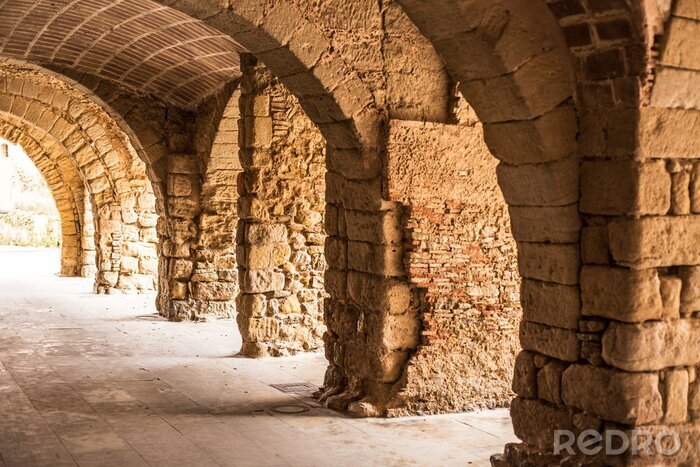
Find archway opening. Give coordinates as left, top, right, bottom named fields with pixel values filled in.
left=0, top=138, right=95, bottom=276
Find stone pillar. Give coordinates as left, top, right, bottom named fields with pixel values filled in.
left=236, top=57, right=326, bottom=357
left=157, top=107, right=238, bottom=320
left=0, top=143, right=11, bottom=212
left=78, top=190, right=96, bottom=277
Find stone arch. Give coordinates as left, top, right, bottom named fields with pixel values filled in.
left=0, top=61, right=160, bottom=293
left=0, top=120, right=94, bottom=277
left=397, top=0, right=700, bottom=464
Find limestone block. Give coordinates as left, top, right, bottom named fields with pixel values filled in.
left=345, top=209, right=403, bottom=245
left=690, top=379, right=700, bottom=419
left=120, top=256, right=139, bottom=274
left=602, top=319, right=700, bottom=371
left=581, top=266, right=664, bottom=322
left=660, top=275, right=682, bottom=319
left=675, top=0, right=700, bottom=19
left=325, top=269, right=347, bottom=301
left=483, top=105, right=577, bottom=165
left=517, top=242, right=580, bottom=285
left=243, top=270, right=285, bottom=293
left=242, top=317, right=280, bottom=341
left=192, top=282, right=235, bottom=301
left=664, top=369, right=689, bottom=424
left=167, top=174, right=193, bottom=197
left=581, top=226, right=609, bottom=265
left=508, top=205, right=581, bottom=243
left=520, top=321, right=580, bottom=362
left=279, top=295, right=301, bottom=314
left=497, top=156, right=578, bottom=207
left=510, top=397, right=600, bottom=450
left=671, top=165, right=692, bottom=215
left=139, top=257, right=158, bottom=275
left=347, top=241, right=404, bottom=277
left=162, top=240, right=190, bottom=258
left=679, top=266, right=700, bottom=313
left=246, top=243, right=290, bottom=269
left=191, top=271, right=217, bottom=282
left=520, top=279, right=580, bottom=329
left=380, top=312, right=420, bottom=351
left=326, top=148, right=382, bottom=181
left=141, top=228, right=158, bottom=243
left=244, top=117, right=273, bottom=149
left=169, top=281, right=188, bottom=299
left=168, top=153, right=199, bottom=174
left=245, top=223, right=287, bottom=245
left=580, top=160, right=671, bottom=215
left=168, top=197, right=199, bottom=218
left=538, top=360, right=567, bottom=405
left=324, top=238, right=347, bottom=270
left=659, top=17, right=700, bottom=70
left=562, top=364, right=663, bottom=424
left=121, top=207, right=138, bottom=225
left=239, top=294, right=267, bottom=318
left=512, top=351, right=537, bottom=398
left=98, top=271, right=118, bottom=287
left=378, top=350, right=409, bottom=384
left=609, top=216, right=700, bottom=268
left=139, top=213, right=158, bottom=228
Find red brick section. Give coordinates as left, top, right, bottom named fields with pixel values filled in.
left=0, top=0, right=243, bottom=109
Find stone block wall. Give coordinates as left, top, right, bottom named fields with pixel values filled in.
left=78, top=191, right=96, bottom=277
left=236, top=56, right=326, bottom=357
left=385, top=109, right=520, bottom=415
left=496, top=2, right=700, bottom=465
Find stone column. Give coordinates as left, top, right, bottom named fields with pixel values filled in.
left=78, top=190, right=96, bottom=277
left=157, top=108, right=238, bottom=320
left=236, top=57, right=326, bottom=357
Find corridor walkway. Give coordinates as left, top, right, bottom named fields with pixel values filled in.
left=0, top=247, right=515, bottom=466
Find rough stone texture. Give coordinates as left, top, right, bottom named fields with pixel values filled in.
left=385, top=107, right=520, bottom=414
left=0, top=1, right=698, bottom=464
left=562, top=364, right=663, bottom=425
left=236, top=57, right=326, bottom=356
left=603, top=319, right=700, bottom=371
left=0, top=63, right=158, bottom=294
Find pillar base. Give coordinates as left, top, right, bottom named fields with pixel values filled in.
left=161, top=298, right=236, bottom=321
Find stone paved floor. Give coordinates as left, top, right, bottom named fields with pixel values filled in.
left=0, top=246, right=516, bottom=467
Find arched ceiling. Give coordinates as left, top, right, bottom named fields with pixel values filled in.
left=0, top=0, right=244, bottom=109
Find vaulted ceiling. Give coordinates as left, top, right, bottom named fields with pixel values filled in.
left=0, top=0, right=244, bottom=108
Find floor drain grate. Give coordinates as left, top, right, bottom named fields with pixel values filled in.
left=269, top=404, right=310, bottom=414
left=270, top=382, right=319, bottom=394
left=134, top=314, right=162, bottom=321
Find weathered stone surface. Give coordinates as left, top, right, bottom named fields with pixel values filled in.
left=603, top=319, right=700, bottom=371
left=512, top=351, right=537, bottom=398
left=679, top=266, right=700, bottom=313
left=562, top=364, right=663, bottom=425
left=520, top=321, right=580, bottom=362
left=510, top=397, right=600, bottom=450
left=609, top=216, right=700, bottom=268
left=581, top=226, right=609, bottom=265
left=497, top=156, right=578, bottom=207
left=517, top=243, right=580, bottom=285
left=664, top=369, right=689, bottom=424
left=508, top=205, right=580, bottom=243
left=581, top=266, right=665, bottom=322
left=483, top=105, right=577, bottom=165
left=537, top=360, right=567, bottom=405
left=520, top=279, right=580, bottom=329
left=243, top=270, right=286, bottom=293
left=580, top=160, right=671, bottom=215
